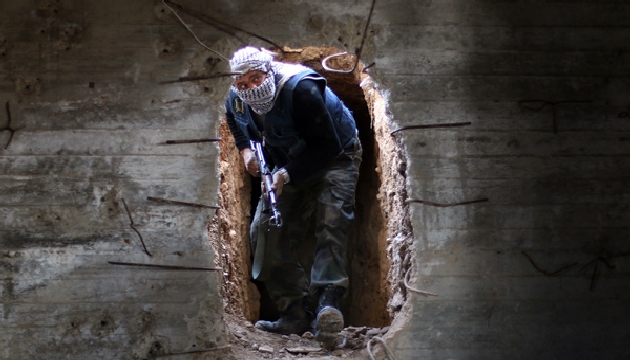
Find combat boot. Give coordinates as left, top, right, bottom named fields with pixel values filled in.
left=255, top=298, right=313, bottom=335
left=314, top=285, right=345, bottom=345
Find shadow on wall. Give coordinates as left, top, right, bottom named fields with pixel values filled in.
left=458, top=3, right=630, bottom=359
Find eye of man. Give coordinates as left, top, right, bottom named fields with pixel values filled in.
left=235, top=71, right=265, bottom=90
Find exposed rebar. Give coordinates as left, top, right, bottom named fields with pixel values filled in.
left=158, top=73, right=240, bottom=85
left=147, top=196, right=220, bottom=210
left=109, top=261, right=221, bottom=271
left=322, top=0, right=377, bottom=73
left=164, top=0, right=283, bottom=52
left=406, top=198, right=488, bottom=207
left=163, top=138, right=222, bottom=144
left=155, top=345, right=231, bottom=357
left=391, top=121, right=472, bottom=135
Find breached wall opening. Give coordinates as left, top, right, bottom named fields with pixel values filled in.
left=213, top=46, right=412, bottom=330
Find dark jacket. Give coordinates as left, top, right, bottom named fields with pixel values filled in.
left=225, top=69, right=356, bottom=184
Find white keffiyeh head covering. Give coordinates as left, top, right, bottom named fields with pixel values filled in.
left=230, top=46, right=310, bottom=115
left=230, top=47, right=276, bottom=115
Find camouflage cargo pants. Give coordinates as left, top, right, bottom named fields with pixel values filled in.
left=250, top=137, right=362, bottom=312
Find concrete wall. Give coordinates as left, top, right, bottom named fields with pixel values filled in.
left=0, top=1, right=227, bottom=358
left=1, top=0, right=629, bottom=359
left=375, top=2, right=630, bottom=360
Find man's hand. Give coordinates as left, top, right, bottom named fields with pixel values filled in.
left=271, top=172, right=284, bottom=196
left=271, top=168, right=289, bottom=196
left=240, top=148, right=260, bottom=176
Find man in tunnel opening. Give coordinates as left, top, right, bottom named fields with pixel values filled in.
left=224, top=46, right=362, bottom=343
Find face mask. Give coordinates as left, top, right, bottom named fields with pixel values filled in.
left=232, top=70, right=276, bottom=115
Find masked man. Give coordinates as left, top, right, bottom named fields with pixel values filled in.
left=224, top=46, right=362, bottom=343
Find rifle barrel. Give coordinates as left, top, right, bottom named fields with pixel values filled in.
left=250, top=140, right=282, bottom=227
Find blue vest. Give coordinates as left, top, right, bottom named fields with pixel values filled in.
left=226, top=69, right=356, bottom=168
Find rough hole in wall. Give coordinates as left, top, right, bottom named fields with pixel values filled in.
left=91, top=311, right=117, bottom=337
left=153, top=3, right=172, bottom=21
left=155, top=38, right=181, bottom=59
left=15, top=77, right=42, bottom=97
left=147, top=341, right=164, bottom=357
left=215, top=47, right=409, bottom=335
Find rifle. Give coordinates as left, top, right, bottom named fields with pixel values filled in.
left=250, top=140, right=282, bottom=227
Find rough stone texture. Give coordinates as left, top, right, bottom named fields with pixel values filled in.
left=369, top=2, right=630, bottom=360
left=2, top=0, right=630, bottom=359
left=1, top=1, right=228, bottom=359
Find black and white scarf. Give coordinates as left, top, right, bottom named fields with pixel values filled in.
left=230, top=47, right=310, bottom=115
